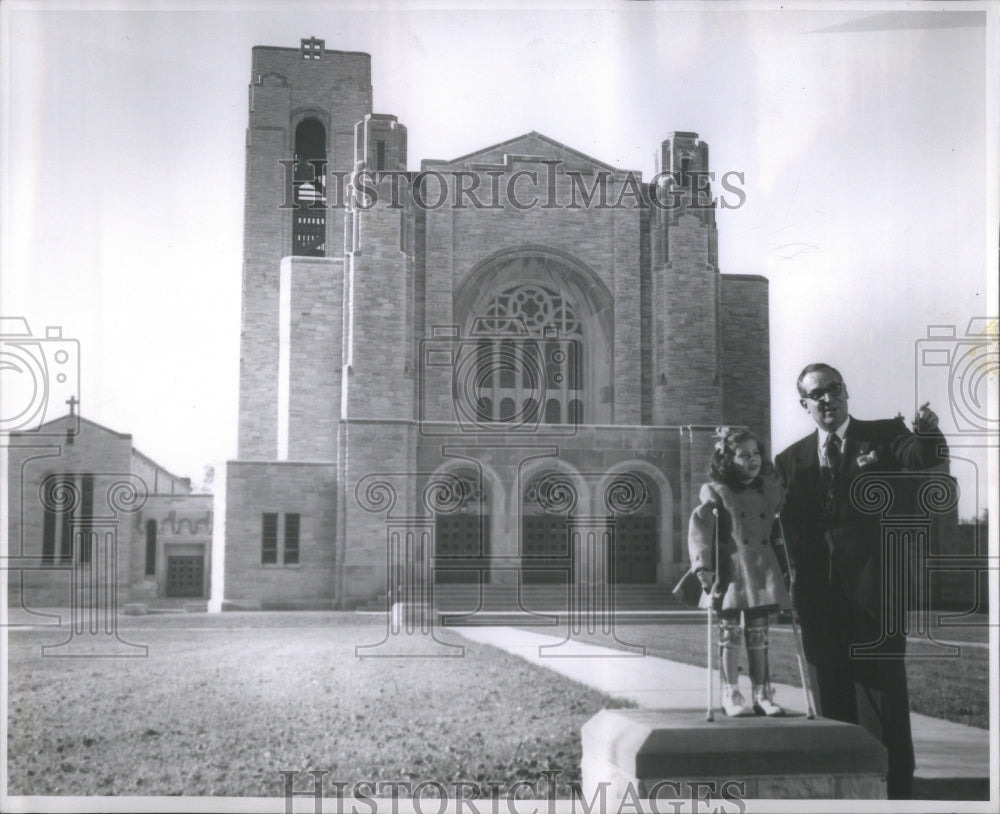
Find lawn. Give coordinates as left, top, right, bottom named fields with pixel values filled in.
left=567, top=614, right=991, bottom=729
left=6, top=612, right=631, bottom=798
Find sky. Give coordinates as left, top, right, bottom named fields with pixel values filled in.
left=1, top=0, right=997, bottom=520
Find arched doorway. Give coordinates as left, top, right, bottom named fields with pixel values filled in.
left=603, top=473, right=658, bottom=584
left=432, top=471, right=491, bottom=586
left=521, top=472, right=578, bottom=585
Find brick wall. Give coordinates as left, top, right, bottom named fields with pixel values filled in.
left=651, top=211, right=723, bottom=426
left=338, top=420, right=418, bottom=605
left=344, top=191, right=415, bottom=420
left=281, top=256, right=344, bottom=460
left=223, top=460, right=337, bottom=605
left=720, top=274, right=771, bottom=450
left=238, top=46, right=372, bottom=459
left=418, top=139, right=644, bottom=427
left=6, top=417, right=135, bottom=606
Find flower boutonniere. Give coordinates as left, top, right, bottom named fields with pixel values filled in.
left=856, top=442, right=879, bottom=469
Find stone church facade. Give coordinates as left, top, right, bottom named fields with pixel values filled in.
left=222, top=39, right=771, bottom=610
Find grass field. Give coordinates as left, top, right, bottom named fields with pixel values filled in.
left=567, top=614, right=991, bottom=729
left=6, top=612, right=631, bottom=798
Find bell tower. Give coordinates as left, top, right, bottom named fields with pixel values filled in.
left=237, top=38, right=372, bottom=458
left=649, top=131, right=722, bottom=427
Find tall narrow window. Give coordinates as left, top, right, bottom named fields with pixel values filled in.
left=145, top=519, right=157, bottom=576
left=261, top=513, right=278, bottom=564
left=79, top=474, right=94, bottom=564
left=59, top=476, right=73, bottom=563
left=375, top=140, right=387, bottom=172
left=42, top=477, right=57, bottom=564
left=284, top=514, right=300, bottom=565
left=292, top=118, right=327, bottom=257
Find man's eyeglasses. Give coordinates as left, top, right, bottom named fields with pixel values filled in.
left=801, top=381, right=844, bottom=401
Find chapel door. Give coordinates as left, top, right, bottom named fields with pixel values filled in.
left=166, top=556, right=204, bottom=598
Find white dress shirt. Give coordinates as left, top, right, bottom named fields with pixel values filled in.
left=817, top=416, right=850, bottom=469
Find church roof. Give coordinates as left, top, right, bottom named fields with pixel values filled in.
left=9, top=412, right=130, bottom=440
left=423, top=131, right=625, bottom=174
left=8, top=412, right=192, bottom=491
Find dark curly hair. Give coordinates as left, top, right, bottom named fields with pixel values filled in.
left=709, top=427, right=773, bottom=489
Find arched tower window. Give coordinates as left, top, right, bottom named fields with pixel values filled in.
left=292, top=118, right=326, bottom=257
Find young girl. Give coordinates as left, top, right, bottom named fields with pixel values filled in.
left=688, top=426, right=791, bottom=717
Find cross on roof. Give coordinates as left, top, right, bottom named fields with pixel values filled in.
left=66, top=395, right=79, bottom=416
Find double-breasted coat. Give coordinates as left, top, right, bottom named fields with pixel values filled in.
left=687, top=474, right=791, bottom=612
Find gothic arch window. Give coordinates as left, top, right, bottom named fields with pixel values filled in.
left=457, top=252, right=613, bottom=426
left=292, top=117, right=326, bottom=257
left=472, top=283, right=585, bottom=425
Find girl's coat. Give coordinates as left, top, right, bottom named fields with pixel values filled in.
left=687, top=474, right=792, bottom=612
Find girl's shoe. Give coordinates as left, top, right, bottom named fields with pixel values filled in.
left=752, top=683, right=785, bottom=717
left=721, top=683, right=752, bottom=717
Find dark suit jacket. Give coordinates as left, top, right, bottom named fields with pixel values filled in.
left=775, top=416, right=947, bottom=661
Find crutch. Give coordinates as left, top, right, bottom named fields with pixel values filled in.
left=775, top=516, right=817, bottom=719
left=706, top=508, right=719, bottom=722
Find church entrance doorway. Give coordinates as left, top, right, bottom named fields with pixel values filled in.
left=605, top=473, right=658, bottom=584
left=610, top=515, right=657, bottom=583
left=432, top=472, right=491, bottom=586
left=521, top=473, right=576, bottom=585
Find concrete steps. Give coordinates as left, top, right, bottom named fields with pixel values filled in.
left=373, top=583, right=686, bottom=626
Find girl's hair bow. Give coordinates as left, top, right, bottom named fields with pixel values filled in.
left=713, top=426, right=731, bottom=454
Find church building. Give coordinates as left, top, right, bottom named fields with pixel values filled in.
left=222, top=38, right=771, bottom=611
left=6, top=410, right=213, bottom=609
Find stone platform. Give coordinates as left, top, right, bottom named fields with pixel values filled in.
left=582, top=708, right=888, bottom=800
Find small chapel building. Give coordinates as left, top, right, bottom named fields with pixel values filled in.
left=221, top=38, right=772, bottom=611
left=6, top=411, right=213, bottom=607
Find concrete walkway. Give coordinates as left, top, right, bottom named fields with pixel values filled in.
left=455, top=626, right=992, bottom=786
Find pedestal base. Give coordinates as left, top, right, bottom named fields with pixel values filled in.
left=581, top=708, right=887, bottom=800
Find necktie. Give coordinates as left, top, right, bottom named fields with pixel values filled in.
left=823, top=433, right=841, bottom=519
left=825, top=433, right=842, bottom=478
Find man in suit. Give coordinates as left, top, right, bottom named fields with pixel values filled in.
left=774, top=363, right=947, bottom=799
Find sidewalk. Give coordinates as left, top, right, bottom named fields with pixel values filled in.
left=455, top=626, right=992, bottom=790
